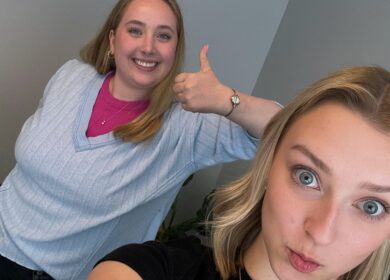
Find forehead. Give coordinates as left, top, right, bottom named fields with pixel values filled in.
left=122, top=0, right=177, bottom=29
left=278, top=103, right=390, bottom=185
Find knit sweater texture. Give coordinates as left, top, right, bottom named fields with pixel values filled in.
left=0, top=60, right=257, bottom=279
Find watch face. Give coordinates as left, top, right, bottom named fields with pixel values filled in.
left=231, top=95, right=240, bottom=105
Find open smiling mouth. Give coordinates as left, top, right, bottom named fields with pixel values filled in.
left=133, top=59, right=158, bottom=68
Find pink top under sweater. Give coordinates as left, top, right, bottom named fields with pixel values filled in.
left=86, top=74, right=150, bottom=137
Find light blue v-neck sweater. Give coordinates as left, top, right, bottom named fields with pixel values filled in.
left=0, top=60, right=258, bottom=279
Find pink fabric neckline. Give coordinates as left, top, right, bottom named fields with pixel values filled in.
left=86, top=74, right=150, bottom=137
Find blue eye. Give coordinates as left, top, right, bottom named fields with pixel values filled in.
left=294, top=168, right=319, bottom=189
left=157, top=33, right=171, bottom=41
left=357, top=199, right=387, bottom=217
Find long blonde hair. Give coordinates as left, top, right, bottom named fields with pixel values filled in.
left=80, top=0, right=185, bottom=142
left=211, top=66, right=390, bottom=280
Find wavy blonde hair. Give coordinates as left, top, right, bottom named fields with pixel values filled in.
left=80, top=0, right=185, bottom=142
left=211, top=66, right=390, bottom=280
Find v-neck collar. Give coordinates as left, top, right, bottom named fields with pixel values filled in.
left=73, top=72, right=127, bottom=151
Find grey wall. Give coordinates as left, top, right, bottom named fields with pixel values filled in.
left=255, top=0, right=390, bottom=104
left=0, top=0, right=288, bottom=225
left=0, top=1, right=288, bottom=189
left=3, top=0, right=389, bottom=225
left=0, top=0, right=116, bottom=181
left=216, top=0, right=390, bottom=204
left=174, top=0, right=289, bottom=222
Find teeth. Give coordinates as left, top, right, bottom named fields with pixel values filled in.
left=135, top=59, right=157, bottom=68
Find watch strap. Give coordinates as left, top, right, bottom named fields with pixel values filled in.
left=225, top=88, right=239, bottom=117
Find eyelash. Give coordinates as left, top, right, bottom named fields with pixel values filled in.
left=291, top=165, right=320, bottom=191
left=127, top=28, right=171, bottom=41
left=291, top=165, right=390, bottom=221
left=157, top=33, right=171, bottom=41
left=354, top=198, right=390, bottom=222
left=128, top=27, right=142, bottom=36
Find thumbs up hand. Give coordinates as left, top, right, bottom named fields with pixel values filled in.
left=173, top=44, right=231, bottom=115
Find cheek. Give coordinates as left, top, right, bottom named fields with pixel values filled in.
left=341, top=230, right=389, bottom=262
left=160, top=42, right=177, bottom=65
left=112, top=36, right=133, bottom=55
left=262, top=187, right=298, bottom=238
left=331, top=216, right=390, bottom=262
left=317, top=220, right=390, bottom=278
left=265, top=183, right=298, bottom=221
left=328, top=241, right=380, bottom=275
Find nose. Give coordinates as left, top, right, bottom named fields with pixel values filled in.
left=304, top=197, right=339, bottom=245
left=140, top=33, right=155, bottom=56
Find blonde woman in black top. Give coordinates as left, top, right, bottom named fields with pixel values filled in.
left=89, top=66, right=390, bottom=280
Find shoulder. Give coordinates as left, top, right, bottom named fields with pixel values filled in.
left=96, top=236, right=217, bottom=280
left=47, top=59, right=99, bottom=93
left=54, top=59, right=97, bottom=79
left=88, top=261, right=142, bottom=280
left=99, top=236, right=209, bottom=268
left=40, top=59, right=100, bottom=104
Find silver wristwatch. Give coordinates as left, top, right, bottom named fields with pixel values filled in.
left=225, top=89, right=240, bottom=117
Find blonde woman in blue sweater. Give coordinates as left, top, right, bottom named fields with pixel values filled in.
left=0, top=0, right=280, bottom=279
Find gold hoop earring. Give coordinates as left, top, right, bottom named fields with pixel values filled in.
left=102, top=50, right=114, bottom=72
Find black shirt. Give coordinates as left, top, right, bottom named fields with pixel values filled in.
left=97, top=236, right=251, bottom=280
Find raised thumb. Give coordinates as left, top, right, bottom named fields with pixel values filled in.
left=199, top=44, right=211, bottom=72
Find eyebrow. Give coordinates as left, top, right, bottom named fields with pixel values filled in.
left=361, top=183, right=390, bottom=193
left=291, top=144, right=390, bottom=193
left=125, top=20, right=175, bottom=32
left=291, top=144, right=331, bottom=174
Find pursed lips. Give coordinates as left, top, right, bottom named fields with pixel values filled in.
left=288, top=247, right=322, bottom=273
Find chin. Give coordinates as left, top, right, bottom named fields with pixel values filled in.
left=133, top=79, right=160, bottom=90
left=270, top=260, right=324, bottom=280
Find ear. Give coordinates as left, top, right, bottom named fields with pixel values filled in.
left=109, top=29, right=115, bottom=55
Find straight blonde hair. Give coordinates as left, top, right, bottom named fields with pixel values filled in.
left=211, top=66, right=390, bottom=280
left=80, top=0, right=185, bottom=142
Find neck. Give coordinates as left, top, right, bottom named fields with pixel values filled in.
left=244, top=233, right=278, bottom=280
left=110, top=74, right=152, bottom=102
